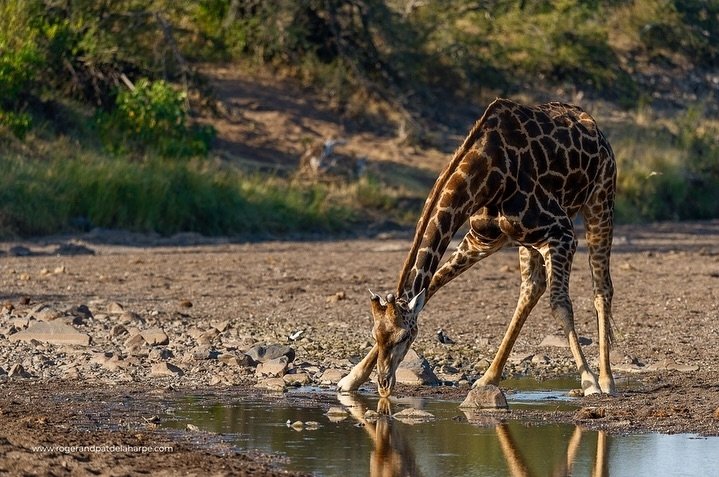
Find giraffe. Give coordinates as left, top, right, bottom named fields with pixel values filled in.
left=337, top=98, right=617, bottom=399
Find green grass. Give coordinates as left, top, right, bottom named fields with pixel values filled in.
left=0, top=146, right=386, bottom=238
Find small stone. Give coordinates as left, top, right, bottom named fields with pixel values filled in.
left=393, top=408, right=435, bottom=423
left=54, top=243, right=94, bottom=256
left=150, top=362, right=184, bottom=377
left=283, top=372, right=311, bottom=386
left=319, top=368, right=345, bottom=384
left=124, top=333, right=146, bottom=349
left=191, top=345, right=218, bottom=361
left=459, top=385, right=509, bottom=410
left=8, top=321, right=91, bottom=346
left=9, top=246, right=32, bottom=256
left=27, top=305, right=62, bottom=322
left=326, top=291, right=346, bottom=303
left=141, top=327, right=169, bottom=346
left=218, top=353, right=252, bottom=367
left=119, top=311, right=145, bottom=325
left=212, top=320, right=230, bottom=332
left=179, top=300, right=193, bottom=308
left=197, top=329, right=220, bottom=345
left=111, top=324, right=129, bottom=337
left=714, top=407, right=719, bottom=420
left=256, top=356, right=289, bottom=377
left=539, top=334, right=592, bottom=348
left=9, top=364, right=32, bottom=378
left=532, top=354, right=551, bottom=366
left=107, top=302, right=125, bottom=314
left=186, top=424, right=200, bottom=432
left=254, top=378, right=286, bottom=392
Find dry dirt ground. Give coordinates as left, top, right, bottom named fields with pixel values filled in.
left=1, top=221, right=719, bottom=475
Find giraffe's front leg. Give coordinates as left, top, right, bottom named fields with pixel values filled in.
left=337, top=344, right=378, bottom=393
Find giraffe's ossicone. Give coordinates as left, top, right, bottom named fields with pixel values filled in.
left=338, top=98, right=617, bottom=400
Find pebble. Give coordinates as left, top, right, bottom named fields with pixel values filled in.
left=254, top=378, right=286, bottom=392
left=8, top=321, right=91, bottom=346
left=141, top=328, right=169, bottom=346
left=318, top=368, right=345, bottom=384
left=150, top=362, right=184, bottom=377
left=256, top=356, right=289, bottom=377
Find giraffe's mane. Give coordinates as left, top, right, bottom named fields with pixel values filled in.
left=395, top=100, right=499, bottom=296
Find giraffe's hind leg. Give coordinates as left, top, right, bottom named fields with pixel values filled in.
left=584, top=208, right=617, bottom=395
left=428, top=228, right=506, bottom=299
left=475, top=246, right=546, bottom=387
left=541, top=228, right=602, bottom=396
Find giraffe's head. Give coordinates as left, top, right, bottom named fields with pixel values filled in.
left=369, top=289, right=426, bottom=398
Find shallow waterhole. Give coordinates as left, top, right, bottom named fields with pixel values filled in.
left=160, top=378, right=718, bottom=476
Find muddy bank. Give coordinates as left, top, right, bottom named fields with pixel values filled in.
left=1, top=222, right=719, bottom=474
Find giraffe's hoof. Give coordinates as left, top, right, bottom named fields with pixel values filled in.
left=337, top=374, right=359, bottom=393
left=582, top=384, right=602, bottom=396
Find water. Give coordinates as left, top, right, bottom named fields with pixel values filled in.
left=161, top=383, right=719, bottom=477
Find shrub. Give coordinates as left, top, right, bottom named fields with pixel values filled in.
left=98, top=79, right=215, bottom=157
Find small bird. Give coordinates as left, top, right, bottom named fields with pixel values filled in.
left=436, top=329, right=455, bottom=345
left=288, top=330, right=304, bottom=341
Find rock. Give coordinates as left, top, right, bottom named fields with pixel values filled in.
left=107, top=302, right=125, bottom=314
left=191, top=345, right=219, bottom=361
left=149, top=348, right=173, bottom=361
left=212, top=320, right=230, bottom=332
left=256, top=356, right=289, bottom=377
left=714, top=407, right=719, bottom=420
left=218, top=353, right=252, bottom=368
left=26, top=304, right=62, bottom=322
left=8, top=321, right=91, bottom=346
left=532, top=354, right=551, bottom=366
left=197, top=329, right=220, bottom=345
left=326, top=291, right=346, bottom=303
left=434, top=365, right=465, bottom=384
left=393, top=408, right=435, bottom=424
left=474, top=358, right=491, bottom=372
left=111, top=324, right=129, bottom=337
left=141, top=327, right=169, bottom=346
left=150, top=362, right=184, bottom=377
left=245, top=344, right=295, bottom=365
left=124, top=333, right=146, bottom=349
left=395, top=349, right=439, bottom=386
left=254, top=378, right=286, bottom=392
left=459, top=385, right=509, bottom=410
left=9, top=364, right=32, bottom=378
left=283, top=372, right=311, bottom=386
left=54, top=243, right=94, bottom=256
left=9, top=246, right=32, bottom=256
left=539, top=334, right=592, bottom=348
left=646, top=358, right=699, bottom=373
left=319, top=368, right=345, bottom=384
left=119, top=311, right=145, bottom=325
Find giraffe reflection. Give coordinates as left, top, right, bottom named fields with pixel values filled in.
left=339, top=393, right=609, bottom=477
left=493, top=422, right=608, bottom=477
left=338, top=394, right=424, bottom=477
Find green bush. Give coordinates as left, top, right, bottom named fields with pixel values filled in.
left=98, top=79, right=215, bottom=157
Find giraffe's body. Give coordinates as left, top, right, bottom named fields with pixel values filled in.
left=338, top=98, right=617, bottom=398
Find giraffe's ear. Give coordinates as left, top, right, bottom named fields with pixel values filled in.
left=408, top=289, right=426, bottom=314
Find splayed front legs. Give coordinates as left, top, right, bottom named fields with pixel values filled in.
left=337, top=344, right=378, bottom=392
